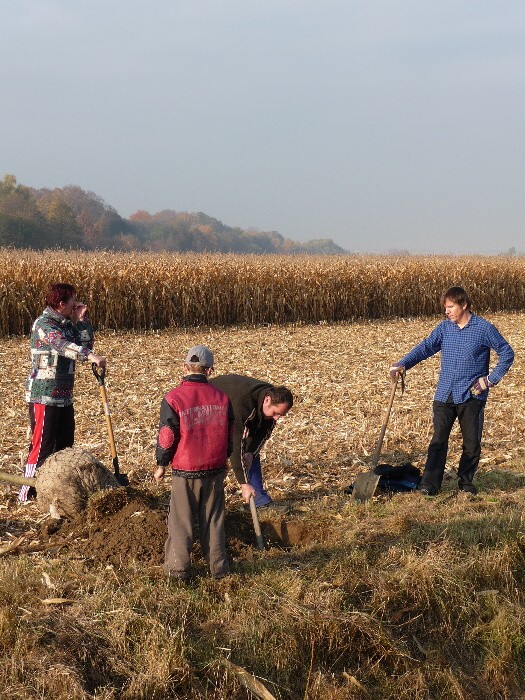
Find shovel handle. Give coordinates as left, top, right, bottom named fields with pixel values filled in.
left=249, top=496, right=265, bottom=551
left=92, top=363, right=121, bottom=476
left=98, top=385, right=118, bottom=460
left=239, top=455, right=265, bottom=550
left=0, top=471, right=36, bottom=487
left=370, top=374, right=399, bottom=469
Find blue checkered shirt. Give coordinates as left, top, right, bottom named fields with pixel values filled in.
left=398, top=314, right=514, bottom=404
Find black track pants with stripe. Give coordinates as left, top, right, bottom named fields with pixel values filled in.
left=19, top=403, right=75, bottom=502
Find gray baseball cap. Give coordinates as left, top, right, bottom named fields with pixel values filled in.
left=184, top=345, right=214, bottom=368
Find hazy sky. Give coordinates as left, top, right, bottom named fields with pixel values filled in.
left=1, top=1, right=523, bottom=253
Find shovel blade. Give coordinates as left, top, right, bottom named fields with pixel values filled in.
left=351, top=471, right=380, bottom=502
left=115, top=472, right=130, bottom=487
left=112, top=457, right=129, bottom=487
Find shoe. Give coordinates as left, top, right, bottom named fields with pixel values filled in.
left=459, top=483, right=478, bottom=495
left=243, top=500, right=273, bottom=511
left=417, top=486, right=438, bottom=496
left=18, top=485, right=37, bottom=504
left=167, top=571, right=189, bottom=583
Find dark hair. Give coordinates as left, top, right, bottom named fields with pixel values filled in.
left=440, top=286, right=471, bottom=309
left=267, top=386, right=293, bottom=408
left=45, top=283, right=76, bottom=310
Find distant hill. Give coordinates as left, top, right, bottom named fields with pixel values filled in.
left=0, top=174, right=348, bottom=254
left=300, top=238, right=349, bottom=254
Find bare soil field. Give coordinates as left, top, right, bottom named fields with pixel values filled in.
left=1, top=313, right=523, bottom=556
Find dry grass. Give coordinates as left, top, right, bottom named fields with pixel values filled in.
left=1, top=250, right=525, bottom=334
left=0, top=313, right=524, bottom=698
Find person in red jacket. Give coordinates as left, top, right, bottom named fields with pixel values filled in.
left=154, top=345, right=250, bottom=581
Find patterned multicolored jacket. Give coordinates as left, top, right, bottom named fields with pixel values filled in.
left=25, top=306, right=95, bottom=406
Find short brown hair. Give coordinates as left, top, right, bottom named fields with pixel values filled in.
left=441, top=286, right=471, bottom=309
left=45, top=283, right=76, bottom=310
left=267, top=386, right=293, bottom=408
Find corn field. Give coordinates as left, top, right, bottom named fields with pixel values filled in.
left=1, top=249, right=524, bottom=335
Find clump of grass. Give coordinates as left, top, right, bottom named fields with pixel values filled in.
left=4, top=485, right=525, bottom=699
left=477, top=468, right=525, bottom=492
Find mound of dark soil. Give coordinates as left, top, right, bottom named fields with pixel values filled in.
left=35, top=487, right=284, bottom=568
left=38, top=487, right=166, bottom=567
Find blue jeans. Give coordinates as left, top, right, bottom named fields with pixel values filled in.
left=248, top=455, right=273, bottom=507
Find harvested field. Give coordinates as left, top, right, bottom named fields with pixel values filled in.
left=1, top=312, right=524, bottom=558
left=1, top=314, right=524, bottom=699
left=1, top=312, right=523, bottom=506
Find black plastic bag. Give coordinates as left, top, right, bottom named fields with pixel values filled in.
left=345, top=462, right=421, bottom=495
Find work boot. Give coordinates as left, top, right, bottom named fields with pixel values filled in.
left=167, top=570, right=190, bottom=584
left=417, top=485, right=438, bottom=496
left=458, top=482, right=478, bottom=495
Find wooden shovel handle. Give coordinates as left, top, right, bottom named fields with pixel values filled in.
left=0, top=471, right=35, bottom=486
left=370, top=374, right=399, bottom=469
left=92, top=363, right=122, bottom=477
left=98, top=384, right=118, bottom=460
left=249, top=496, right=265, bottom=551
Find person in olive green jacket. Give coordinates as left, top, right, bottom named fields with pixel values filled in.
left=210, top=374, right=293, bottom=508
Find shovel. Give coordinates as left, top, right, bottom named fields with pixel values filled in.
left=0, top=472, right=34, bottom=487
left=241, top=455, right=265, bottom=551
left=351, top=373, right=401, bottom=502
left=92, top=364, right=129, bottom=487
left=248, top=495, right=265, bottom=550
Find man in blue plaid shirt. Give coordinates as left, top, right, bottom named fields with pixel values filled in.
left=390, top=286, right=514, bottom=496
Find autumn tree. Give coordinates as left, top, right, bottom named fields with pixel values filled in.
left=33, top=189, right=84, bottom=248
left=0, top=174, right=53, bottom=248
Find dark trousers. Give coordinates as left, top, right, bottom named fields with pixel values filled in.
left=164, top=471, right=229, bottom=580
left=19, top=403, right=75, bottom=501
left=421, top=398, right=484, bottom=493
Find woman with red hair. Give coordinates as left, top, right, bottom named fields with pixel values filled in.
left=19, top=283, right=106, bottom=503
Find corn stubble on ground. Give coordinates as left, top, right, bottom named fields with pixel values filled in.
left=0, top=314, right=524, bottom=699
left=1, top=314, right=524, bottom=560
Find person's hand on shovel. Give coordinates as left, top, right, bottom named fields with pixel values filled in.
left=241, top=483, right=256, bottom=503
left=388, top=364, right=405, bottom=382
left=241, top=453, right=264, bottom=550
left=89, top=353, right=106, bottom=369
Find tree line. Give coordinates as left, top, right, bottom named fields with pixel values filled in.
left=0, top=175, right=345, bottom=254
